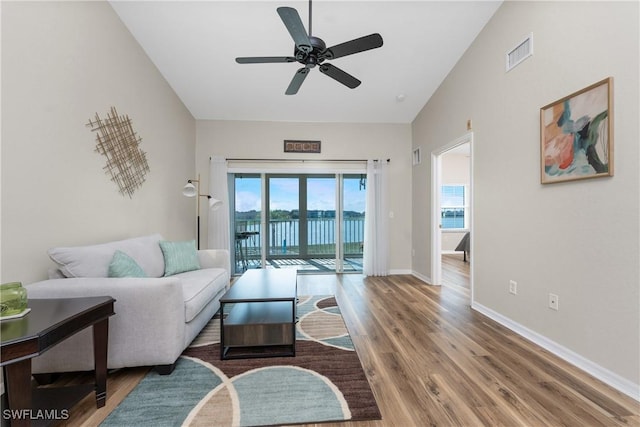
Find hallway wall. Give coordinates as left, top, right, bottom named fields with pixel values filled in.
left=412, top=1, right=639, bottom=394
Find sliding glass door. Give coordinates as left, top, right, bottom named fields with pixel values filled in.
left=232, top=173, right=365, bottom=274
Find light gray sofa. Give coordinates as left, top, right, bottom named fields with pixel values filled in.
left=25, top=234, right=230, bottom=375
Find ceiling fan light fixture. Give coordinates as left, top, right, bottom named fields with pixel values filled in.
left=234, top=1, right=383, bottom=95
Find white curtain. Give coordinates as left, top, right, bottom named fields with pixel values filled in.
left=363, top=159, right=389, bottom=276
left=208, top=156, right=230, bottom=256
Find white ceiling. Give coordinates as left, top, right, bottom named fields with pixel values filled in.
left=110, top=0, right=502, bottom=124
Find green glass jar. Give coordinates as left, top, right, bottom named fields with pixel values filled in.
left=0, top=282, right=28, bottom=317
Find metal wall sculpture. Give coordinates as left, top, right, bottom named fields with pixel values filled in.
left=87, top=107, right=149, bottom=197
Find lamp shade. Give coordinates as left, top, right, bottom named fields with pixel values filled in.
left=182, top=182, right=197, bottom=197
left=208, top=197, right=222, bottom=210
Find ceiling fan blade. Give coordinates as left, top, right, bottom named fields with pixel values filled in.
left=285, top=67, right=310, bottom=95
left=236, top=56, right=296, bottom=64
left=322, top=33, right=383, bottom=60
left=319, top=63, right=361, bottom=89
left=277, top=7, right=312, bottom=53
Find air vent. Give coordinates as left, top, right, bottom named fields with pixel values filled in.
left=506, top=33, right=533, bottom=72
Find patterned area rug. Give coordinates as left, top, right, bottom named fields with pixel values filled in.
left=101, top=295, right=381, bottom=427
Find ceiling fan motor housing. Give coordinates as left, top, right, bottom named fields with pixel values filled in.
left=295, top=36, right=327, bottom=67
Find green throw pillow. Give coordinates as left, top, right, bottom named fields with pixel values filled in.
left=159, top=240, right=200, bottom=276
left=108, top=250, right=147, bottom=278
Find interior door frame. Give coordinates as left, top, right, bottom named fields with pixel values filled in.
left=431, top=132, right=474, bottom=300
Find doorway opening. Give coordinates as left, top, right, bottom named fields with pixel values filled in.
left=431, top=133, right=473, bottom=299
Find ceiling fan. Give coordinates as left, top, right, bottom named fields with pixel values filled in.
left=235, top=0, right=383, bottom=95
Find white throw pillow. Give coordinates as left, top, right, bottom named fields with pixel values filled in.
left=48, top=234, right=165, bottom=278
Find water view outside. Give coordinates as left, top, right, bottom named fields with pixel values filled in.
left=441, top=211, right=465, bottom=229
left=235, top=215, right=365, bottom=255
left=441, top=185, right=466, bottom=229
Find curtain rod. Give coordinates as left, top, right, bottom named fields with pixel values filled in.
left=220, top=158, right=390, bottom=163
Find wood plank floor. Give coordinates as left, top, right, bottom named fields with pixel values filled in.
left=442, top=254, right=470, bottom=289
left=53, top=273, right=638, bottom=426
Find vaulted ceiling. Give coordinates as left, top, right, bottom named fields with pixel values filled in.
left=110, top=1, right=502, bottom=123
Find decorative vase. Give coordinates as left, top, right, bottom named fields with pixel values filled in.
left=0, top=282, right=28, bottom=317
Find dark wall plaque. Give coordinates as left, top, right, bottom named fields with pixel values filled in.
left=284, top=140, right=321, bottom=153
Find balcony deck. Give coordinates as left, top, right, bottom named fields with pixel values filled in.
left=234, top=217, right=364, bottom=274
left=236, top=257, right=363, bottom=274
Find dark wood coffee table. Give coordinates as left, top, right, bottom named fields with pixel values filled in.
left=1, top=296, right=115, bottom=427
left=220, top=269, right=297, bottom=360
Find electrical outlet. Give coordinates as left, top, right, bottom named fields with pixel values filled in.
left=509, top=280, right=517, bottom=295
left=549, top=293, right=559, bottom=310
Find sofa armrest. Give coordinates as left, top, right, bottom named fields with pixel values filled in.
left=198, top=249, right=230, bottom=272
left=25, top=277, right=186, bottom=371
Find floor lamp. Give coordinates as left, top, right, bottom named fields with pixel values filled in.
left=182, top=174, right=222, bottom=249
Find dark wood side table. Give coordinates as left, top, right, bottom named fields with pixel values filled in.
left=1, top=296, right=115, bottom=427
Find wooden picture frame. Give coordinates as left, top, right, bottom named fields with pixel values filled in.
left=284, top=140, right=321, bottom=154
left=540, top=77, right=613, bottom=184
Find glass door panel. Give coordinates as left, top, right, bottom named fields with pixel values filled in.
left=342, top=175, right=366, bottom=272
left=233, top=174, right=262, bottom=274
left=306, top=177, right=336, bottom=256
left=267, top=177, right=300, bottom=257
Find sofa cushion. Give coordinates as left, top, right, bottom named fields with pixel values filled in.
left=108, top=250, right=147, bottom=278
left=159, top=240, right=200, bottom=276
left=48, top=234, right=165, bottom=278
left=174, top=268, right=228, bottom=322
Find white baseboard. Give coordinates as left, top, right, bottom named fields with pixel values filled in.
left=388, top=269, right=412, bottom=275
left=411, top=270, right=433, bottom=285
left=472, top=301, right=640, bottom=402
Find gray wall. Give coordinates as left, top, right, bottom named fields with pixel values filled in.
left=412, top=1, right=639, bottom=392
left=1, top=1, right=196, bottom=284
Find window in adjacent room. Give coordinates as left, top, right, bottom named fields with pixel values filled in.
left=441, top=185, right=467, bottom=230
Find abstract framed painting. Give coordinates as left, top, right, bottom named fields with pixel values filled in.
left=540, top=77, right=613, bottom=184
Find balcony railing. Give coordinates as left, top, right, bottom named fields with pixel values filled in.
left=235, top=217, right=364, bottom=260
